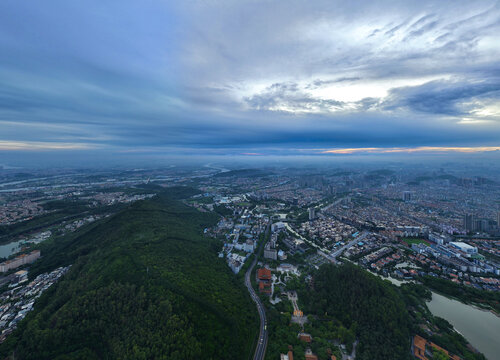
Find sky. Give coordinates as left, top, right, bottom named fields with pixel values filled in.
left=1, top=0, right=500, bottom=166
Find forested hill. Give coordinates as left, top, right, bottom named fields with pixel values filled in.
left=306, top=264, right=411, bottom=360
left=0, top=190, right=258, bottom=360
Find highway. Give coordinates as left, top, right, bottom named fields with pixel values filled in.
left=245, top=243, right=268, bottom=360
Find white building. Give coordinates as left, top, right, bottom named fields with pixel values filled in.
left=272, top=222, right=286, bottom=232
left=450, top=242, right=478, bottom=255
left=429, top=232, right=448, bottom=245
left=243, top=240, right=255, bottom=252
left=276, top=263, right=299, bottom=275
left=308, top=207, right=316, bottom=220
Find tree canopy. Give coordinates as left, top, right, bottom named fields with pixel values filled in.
left=0, top=191, right=257, bottom=359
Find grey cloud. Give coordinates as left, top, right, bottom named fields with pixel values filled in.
left=408, top=14, right=436, bottom=30
left=0, top=0, right=500, bottom=159
left=383, top=79, right=500, bottom=116
left=306, top=77, right=361, bottom=89
left=384, top=21, right=407, bottom=37
left=245, top=82, right=345, bottom=112
left=404, top=20, right=439, bottom=40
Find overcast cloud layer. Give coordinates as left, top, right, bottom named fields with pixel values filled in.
left=1, top=0, right=500, bottom=161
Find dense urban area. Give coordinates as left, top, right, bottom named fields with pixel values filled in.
left=0, top=163, right=498, bottom=360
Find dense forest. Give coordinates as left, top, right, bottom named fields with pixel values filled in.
left=263, top=264, right=486, bottom=360
left=0, top=188, right=258, bottom=359
left=306, top=264, right=411, bottom=360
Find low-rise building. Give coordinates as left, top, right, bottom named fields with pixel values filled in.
left=264, top=246, right=277, bottom=260
left=412, top=334, right=461, bottom=360
left=450, top=242, right=478, bottom=255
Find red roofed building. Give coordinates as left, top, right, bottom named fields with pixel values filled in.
left=412, top=334, right=462, bottom=360
left=257, top=267, right=272, bottom=294
left=298, top=332, right=312, bottom=343
left=257, top=268, right=271, bottom=280
left=258, top=281, right=271, bottom=294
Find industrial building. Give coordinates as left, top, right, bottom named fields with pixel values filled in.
left=450, top=242, right=478, bottom=255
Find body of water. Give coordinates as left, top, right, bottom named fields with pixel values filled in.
left=367, top=268, right=498, bottom=359
left=427, top=292, right=500, bottom=360
left=0, top=240, right=25, bottom=259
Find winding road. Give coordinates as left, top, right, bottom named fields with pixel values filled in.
left=245, top=255, right=268, bottom=360
left=245, top=224, right=270, bottom=360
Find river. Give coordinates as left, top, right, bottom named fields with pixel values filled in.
left=427, top=292, right=500, bottom=360
left=370, top=271, right=499, bottom=359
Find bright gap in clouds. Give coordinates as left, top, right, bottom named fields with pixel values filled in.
left=0, top=141, right=94, bottom=151
left=321, top=146, right=500, bottom=154
left=308, top=75, right=450, bottom=103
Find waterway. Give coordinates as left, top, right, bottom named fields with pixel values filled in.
left=427, top=292, right=500, bottom=360
left=0, top=240, right=25, bottom=258
left=366, top=267, right=498, bottom=359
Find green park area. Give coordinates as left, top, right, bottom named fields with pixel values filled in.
left=402, top=238, right=429, bottom=246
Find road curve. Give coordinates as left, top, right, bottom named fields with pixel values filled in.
left=245, top=248, right=268, bottom=360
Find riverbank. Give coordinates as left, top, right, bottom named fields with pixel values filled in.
left=421, top=276, right=500, bottom=315
left=427, top=292, right=500, bottom=360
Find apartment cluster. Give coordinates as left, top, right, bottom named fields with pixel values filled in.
left=299, top=217, right=356, bottom=248
left=264, top=229, right=287, bottom=261
left=370, top=252, right=401, bottom=271
left=412, top=237, right=499, bottom=276
left=0, top=250, right=40, bottom=273
left=212, top=205, right=269, bottom=274
left=61, top=214, right=107, bottom=234
left=0, top=266, right=70, bottom=343
left=361, top=247, right=392, bottom=265
left=0, top=199, right=46, bottom=225
left=84, top=192, right=155, bottom=206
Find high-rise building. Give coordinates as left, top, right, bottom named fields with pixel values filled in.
left=473, top=218, right=490, bottom=233
left=463, top=214, right=474, bottom=232
left=308, top=207, right=316, bottom=221
left=403, top=191, right=412, bottom=202
left=497, top=211, right=500, bottom=228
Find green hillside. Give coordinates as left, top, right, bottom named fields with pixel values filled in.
left=0, top=190, right=257, bottom=360
left=306, top=264, right=411, bottom=360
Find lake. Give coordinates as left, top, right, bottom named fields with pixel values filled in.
left=427, top=292, right=500, bottom=360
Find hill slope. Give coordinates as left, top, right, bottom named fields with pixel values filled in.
left=307, top=264, right=411, bottom=360
left=0, top=191, right=257, bottom=360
